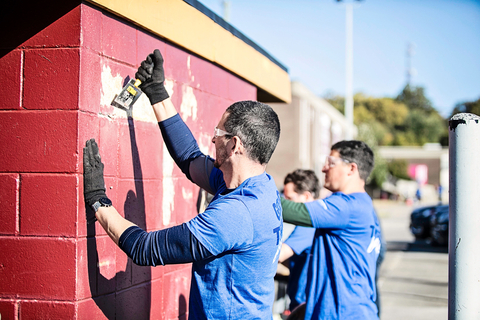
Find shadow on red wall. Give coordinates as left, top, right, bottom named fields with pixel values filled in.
left=0, top=0, right=80, bottom=58
left=86, top=111, right=154, bottom=318
left=85, top=107, right=188, bottom=318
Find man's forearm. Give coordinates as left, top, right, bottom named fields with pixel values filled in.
left=281, top=198, right=313, bottom=227
left=278, top=243, right=294, bottom=263
left=95, top=206, right=136, bottom=245
left=95, top=206, right=214, bottom=266
left=152, top=98, right=177, bottom=122
left=118, top=223, right=214, bottom=266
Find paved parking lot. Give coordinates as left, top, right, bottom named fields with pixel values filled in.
left=374, top=200, right=448, bottom=320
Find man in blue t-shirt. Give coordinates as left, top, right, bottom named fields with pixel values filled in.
left=281, top=140, right=382, bottom=320
left=83, top=49, right=283, bottom=319
left=277, top=169, right=319, bottom=312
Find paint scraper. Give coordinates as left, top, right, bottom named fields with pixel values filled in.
left=111, top=78, right=143, bottom=110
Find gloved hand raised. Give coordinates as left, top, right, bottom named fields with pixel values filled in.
left=83, top=138, right=107, bottom=210
left=135, top=49, right=169, bottom=105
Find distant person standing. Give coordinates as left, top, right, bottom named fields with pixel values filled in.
left=278, top=169, right=320, bottom=312
left=281, top=140, right=382, bottom=319
left=437, top=184, right=443, bottom=203
left=416, top=187, right=422, bottom=202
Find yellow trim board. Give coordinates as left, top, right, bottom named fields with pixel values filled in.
left=86, top=0, right=291, bottom=103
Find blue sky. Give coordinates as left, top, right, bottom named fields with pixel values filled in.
left=199, top=0, right=480, bottom=117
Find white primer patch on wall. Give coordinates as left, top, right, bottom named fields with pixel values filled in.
left=180, top=56, right=198, bottom=121
left=101, top=64, right=173, bottom=124
left=198, top=132, right=214, bottom=157
left=187, top=55, right=195, bottom=83
left=101, top=65, right=123, bottom=107
left=180, top=85, right=198, bottom=121
left=182, top=187, right=193, bottom=200
left=162, top=143, right=175, bottom=226
left=165, top=79, right=174, bottom=97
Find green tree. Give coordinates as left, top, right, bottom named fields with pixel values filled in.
left=324, top=92, right=344, bottom=113
left=450, top=97, right=480, bottom=117
left=353, top=94, right=409, bottom=146
left=355, top=94, right=409, bottom=127
left=387, top=159, right=411, bottom=180
left=324, top=84, right=449, bottom=147
left=357, top=123, right=388, bottom=188
left=394, top=109, right=446, bottom=146
left=396, top=84, right=436, bottom=114
left=394, top=85, right=448, bottom=146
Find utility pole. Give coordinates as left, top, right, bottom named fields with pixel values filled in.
left=406, top=42, right=416, bottom=86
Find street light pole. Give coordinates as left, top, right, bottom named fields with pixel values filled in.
left=337, top=0, right=361, bottom=139
left=222, top=0, right=231, bottom=22
left=345, top=2, right=354, bottom=140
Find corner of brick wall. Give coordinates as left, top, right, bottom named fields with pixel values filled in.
left=0, top=2, right=256, bottom=319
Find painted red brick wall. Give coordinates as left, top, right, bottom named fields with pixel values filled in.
left=0, top=2, right=256, bottom=319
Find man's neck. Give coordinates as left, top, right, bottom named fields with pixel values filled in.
left=342, top=185, right=366, bottom=194
left=221, top=160, right=266, bottom=189
left=334, top=179, right=366, bottom=194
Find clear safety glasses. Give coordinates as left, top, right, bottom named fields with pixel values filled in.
left=325, top=156, right=351, bottom=168
left=213, top=127, right=232, bottom=138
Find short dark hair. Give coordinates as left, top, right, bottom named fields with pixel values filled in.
left=331, top=140, right=374, bottom=181
left=284, top=169, right=320, bottom=199
left=223, top=101, right=280, bottom=164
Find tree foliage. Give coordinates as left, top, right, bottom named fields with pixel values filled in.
left=356, top=123, right=388, bottom=188
left=326, top=84, right=449, bottom=147
left=395, top=85, right=448, bottom=146
left=387, top=159, right=411, bottom=181
left=394, top=109, right=446, bottom=146
left=324, top=92, right=344, bottom=113
left=353, top=93, right=410, bottom=146
left=324, top=84, right=453, bottom=182
left=396, top=84, right=436, bottom=114
left=449, top=97, right=480, bottom=118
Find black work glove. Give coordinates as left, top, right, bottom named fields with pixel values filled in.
left=135, top=49, right=169, bottom=105
left=83, top=138, right=107, bottom=210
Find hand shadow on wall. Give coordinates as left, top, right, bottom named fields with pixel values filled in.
left=179, top=294, right=187, bottom=319
left=87, top=109, right=151, bottom=319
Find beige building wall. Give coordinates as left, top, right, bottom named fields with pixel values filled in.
left=268, top=81, right=357, bottom=190
left=378, top=145, right=449, bottom=202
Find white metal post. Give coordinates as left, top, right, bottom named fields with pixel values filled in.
left=448, top=113, right=480, bottom=319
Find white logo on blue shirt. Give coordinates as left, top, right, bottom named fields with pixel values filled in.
left=318, top=199, right=328, bottom=210
left=272, top=243, right=282, bottom=263
left=367, top=236, right=381, bottom=254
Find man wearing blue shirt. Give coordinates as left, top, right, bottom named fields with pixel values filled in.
left=277, top=169, right=319, bottom=312
left=281, top=141, right=382, bottom=320
left=83, top=49, right=283, bottom=319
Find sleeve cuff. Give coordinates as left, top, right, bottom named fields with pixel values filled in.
left=281, top=198, right=313, bottom=227
left=158, top=113, right=181, bottom=129
left=118, top=226, right=144, bottom=255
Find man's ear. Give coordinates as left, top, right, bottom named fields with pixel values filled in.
left=230, top=136, right=244, bottom=156
left=347, top=162, right=358, bottom=177
left=302, top=191, right=314, bottom=202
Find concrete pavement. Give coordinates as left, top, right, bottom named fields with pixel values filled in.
left=374, top=200, right=448, bottom=320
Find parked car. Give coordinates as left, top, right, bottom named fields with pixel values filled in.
left=429, top=205, right=449, bottom=246
left=410, top=205, right=437, bottom=239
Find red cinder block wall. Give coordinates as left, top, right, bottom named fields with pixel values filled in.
left=0, top=2, right=256, bottom=319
